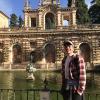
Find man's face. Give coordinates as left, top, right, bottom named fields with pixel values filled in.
left=64, top=45, right=74, bottom=55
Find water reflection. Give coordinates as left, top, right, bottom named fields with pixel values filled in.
left=93, top=73, right=100, bottom=89
left=0, top=72, right=14, bottom=89
left=0, top=72, right=14, bottom=100
left=86, top=73, right=100, bottom=92
left=0, top=71, right=100, bottom=92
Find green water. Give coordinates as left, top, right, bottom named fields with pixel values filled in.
left=0, top=71, right=100, bottom=91
left=0, top=71, right=61, bottom=89
left=0, top=71, right=100, bottom=100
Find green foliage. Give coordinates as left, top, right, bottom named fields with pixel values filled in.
left=9, top=13, right=18, bottom=28
left=67, top=0, right=72, bottom=7
left=91, top=0, right=100, bottom=6
left=45, top=13, right=55, bottom=29
left=89, top=0, right=100, bottom=24
left=9, top=13, right=24, bottom=28
left=91, top=0, right=95, bottom=4
left=18, top=16, right=24, bottom=28
left=88, top=4, right=100, bottom=24
left=67, top=0, right=90, bottom=24
left=76, top=0, right=90, bottom=24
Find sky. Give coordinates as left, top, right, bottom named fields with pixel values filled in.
left=0, top=0, right=92, bottom=18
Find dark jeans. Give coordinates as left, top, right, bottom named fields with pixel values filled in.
left=61, top=89, right=84, bottom=100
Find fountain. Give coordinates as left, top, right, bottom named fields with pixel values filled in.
left=26, top=63, right=36, bottom=80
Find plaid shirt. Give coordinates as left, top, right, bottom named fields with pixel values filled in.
left=61, top=54, right=86, bottom=95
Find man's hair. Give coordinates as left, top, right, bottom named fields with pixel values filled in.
left=63, top=41, right=73, bottom=47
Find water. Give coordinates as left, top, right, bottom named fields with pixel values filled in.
left=86, top=72, right=100, bottom=92
left=0, top=71, right=100, bottom=92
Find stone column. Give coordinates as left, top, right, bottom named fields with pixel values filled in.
left=71, top=9, right=76, bottom=26
left=38, top=11, right=42, bottom=30
left=24, top=13, right=29, bottom=27
left=57, top=10, right=62, bottom=29
left=29, top=16, right=31, bottom=27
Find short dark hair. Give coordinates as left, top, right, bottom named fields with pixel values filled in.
left=63, top=41, right=73, bottom=47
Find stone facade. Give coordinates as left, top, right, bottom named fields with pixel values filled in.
left=0, top=0, right=100, bottom=70
left=0, top=28, right=100, bottom=70
left=0, top=11, right=9, bottom=28
left=24, top=0, right=76, bottom=30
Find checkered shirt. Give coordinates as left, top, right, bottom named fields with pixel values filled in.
left=61, top=54, right=86, bottom=95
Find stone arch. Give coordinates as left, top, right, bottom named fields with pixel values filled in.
left=30, top=50, right=43, bottom=63
left=30, top=51, right=37, bottom=63
left=0, top=51, right=3, bottom=63
left=63, top=16, right=69, bottom=26
left=79, top=42, right=91, bottom=62
left=45, top=12, right=55, bottom=29
left=13, top=43, right=22, bottom=64
left=44, top=43, right=56, bottom=63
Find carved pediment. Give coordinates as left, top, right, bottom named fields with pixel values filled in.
left=39, top=5, right=58, bottom=14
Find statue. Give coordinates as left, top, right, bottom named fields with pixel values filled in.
left=26, top=63, right=36, bottom=80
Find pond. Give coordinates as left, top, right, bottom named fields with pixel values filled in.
left=0, top=71, right=100, bottom=93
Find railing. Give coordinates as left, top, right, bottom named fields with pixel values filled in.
left=85, top=92, right=100, bottom=100
left=0, top=24, right=100, bottom=33
left=0, top=89, right=60, bottom=100
left=0, top=89, right=100, bottom=100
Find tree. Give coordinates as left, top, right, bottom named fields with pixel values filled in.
left=91, top=0, right=100, bottom=6
left=76, top=0, right=90, bottom=24
left=88, top=4, right=100, bottom=24
left=10, top=13, right=18, bottom=28
left=88, top=0, right=100, bottom=24
left=18, top=16, right=24, bottom=28
left=67, top=0, right=72, bottom=7
left=67, top=0, right=90, bottom=24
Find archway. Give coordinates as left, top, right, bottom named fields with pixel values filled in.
left=13, top=44, right=22, bottom=64
left=0, top=52, right=3, bottom=63
left=44, top=43, right=56, bottom=63
left=79, top=43, right=91, bottom=62
left=30, top=51, right=36, bottom=63
left=63, top=20, right=69, bottom=26
left=63, top=16, right=69, bottom=26
left=45, top=12, right=55, bottom=29
left=30, top=50, right=43, bottom=63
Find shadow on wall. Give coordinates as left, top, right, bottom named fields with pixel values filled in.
left=93, top=64, right=100, bottom=72
left=30, top=50, right=43, bottom=63
left=79, top=42, right=91, bottom=62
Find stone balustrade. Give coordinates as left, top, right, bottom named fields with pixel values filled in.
left=0, top=24, right=100, bottom=33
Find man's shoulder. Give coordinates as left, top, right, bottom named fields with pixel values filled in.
left=73, top=54, right=79, bottom=59
left=73, top=54, right=85, bottom=64
left=72, top=54, right=79, bottom=65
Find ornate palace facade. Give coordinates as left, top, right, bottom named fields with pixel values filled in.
left=0, top=0, right=100, bottom=69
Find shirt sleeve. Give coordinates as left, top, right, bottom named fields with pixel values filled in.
left=77, top=56, right=86, bottom=95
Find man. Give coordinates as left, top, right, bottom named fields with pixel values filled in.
left=61, top=41, right=86, bottom=100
